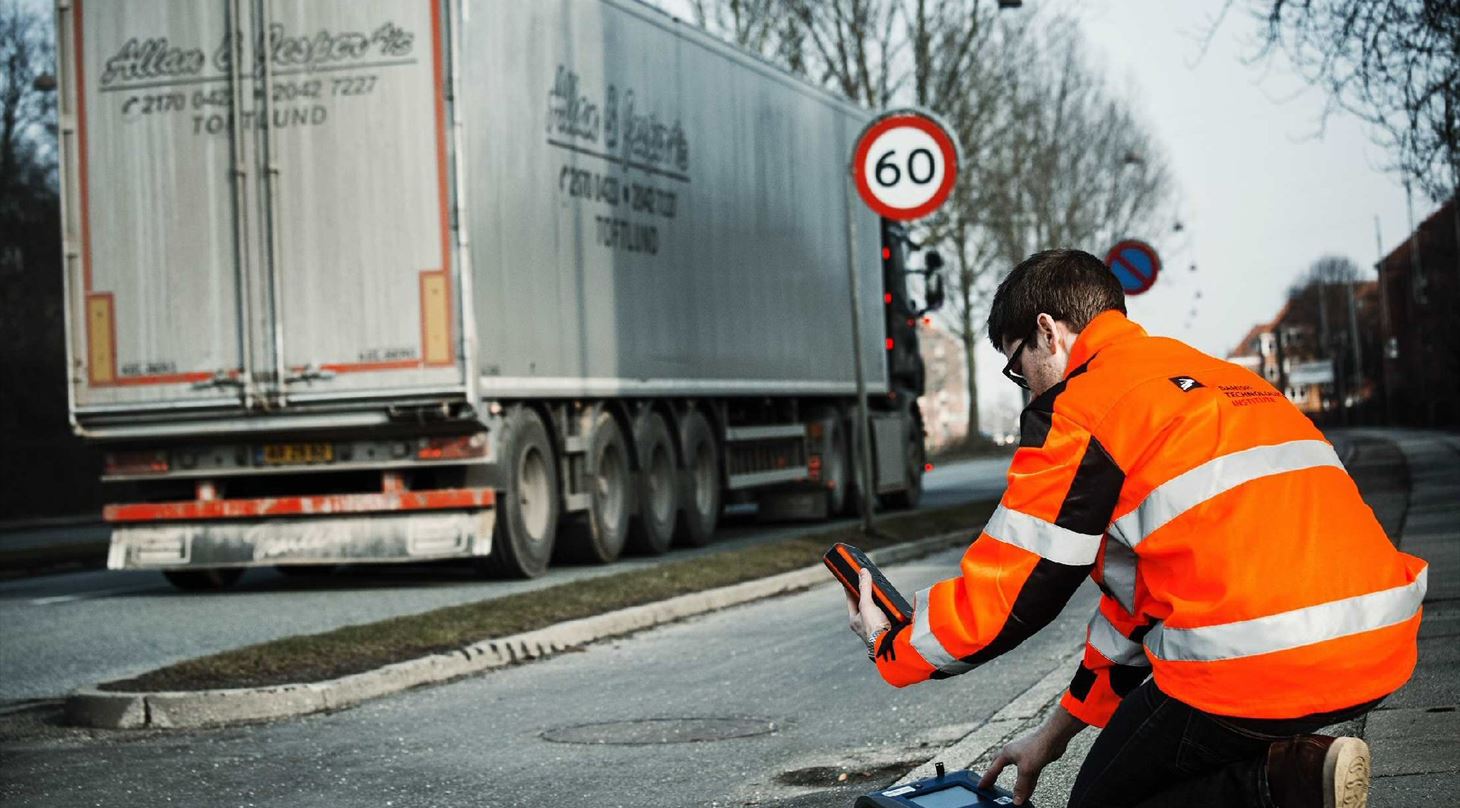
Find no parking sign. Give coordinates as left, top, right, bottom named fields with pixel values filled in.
left=1104, top=239, right=1161, bottom=296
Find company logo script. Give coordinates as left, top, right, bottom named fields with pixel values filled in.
left=99, top=22, right=415, bottom=87
left=547, top=64, right=691, bottom=174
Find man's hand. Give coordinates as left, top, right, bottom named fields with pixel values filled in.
left=978, top=706, right=1087, bottom=805
left=845, top=568, right=891, bottom=647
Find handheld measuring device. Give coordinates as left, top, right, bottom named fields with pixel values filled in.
left=854, top=764, right=1030, bottom=808
left=823, top=542, right=914, bottom=626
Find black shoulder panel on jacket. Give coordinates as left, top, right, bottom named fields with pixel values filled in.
left=947, top=556, right=1091, bottom=672
left=1018, top=360, right=1092, bottom=448
left=1054, top=435, right=1125, bottom=535
left=1068, top=664, right=1098, bottom=701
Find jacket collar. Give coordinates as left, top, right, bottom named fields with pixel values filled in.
left=1064, top=310, right=1147, bottom=378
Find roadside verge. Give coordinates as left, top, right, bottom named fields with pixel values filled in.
left=67, top=500, right=995, bottom=730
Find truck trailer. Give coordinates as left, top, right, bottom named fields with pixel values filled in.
left=55, top=0, right=943, bottom=589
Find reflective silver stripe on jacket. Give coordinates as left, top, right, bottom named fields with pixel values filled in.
left=984, top=505, right=1103, bottom=566
left=1100, top=538, right=1139, bottom=613
left=1111, top=439, right=1343, bottom=548
left=1088, top=609, right=1149, bottom=667
left=1145, top=567, right=1427, bottom=662
left=908, top=585, right=975, bottom=676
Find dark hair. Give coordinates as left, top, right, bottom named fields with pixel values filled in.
left=986, top=249, right=1127, bottom=349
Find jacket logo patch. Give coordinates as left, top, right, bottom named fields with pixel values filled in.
left=1170, top=376, right=1204, bottom=392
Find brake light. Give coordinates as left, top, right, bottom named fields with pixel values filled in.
left=418, top=433, right=488, bottom=461
left=104, top=450, right=169, bottom=475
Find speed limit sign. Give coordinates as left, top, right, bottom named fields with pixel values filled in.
left=851, top=109, right=960, bottom=221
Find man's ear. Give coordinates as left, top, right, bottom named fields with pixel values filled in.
left=1035, top=313, right=1060, bottom=355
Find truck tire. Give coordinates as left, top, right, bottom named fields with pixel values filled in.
left=674, top=410, right=721, bottom=547
left=480, top=407, right=560, bottom=578
left=628, top=412, right=679, bottom=554
left=811, top=408, right=849, bottom=516
left=162, top=568, right=243, bottom=591
left=881, top=418, right=925, bottom=511
left=557, top=410, right=631, bottom=564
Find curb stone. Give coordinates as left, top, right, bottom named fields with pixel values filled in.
left=893, top=646, right=1084, bottom=787
left=65, top=527, right=975, bottom=730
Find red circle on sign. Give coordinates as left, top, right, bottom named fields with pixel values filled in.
left=1104, top=239, right=1161, bottom=296
left=852, top=113, right=959, bottom=221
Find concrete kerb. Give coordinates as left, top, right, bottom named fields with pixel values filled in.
left=65, top=527, right=975, bottom=730
left=894, top=645, right=1084, bottom=787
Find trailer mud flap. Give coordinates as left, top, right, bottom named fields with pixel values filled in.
left=107, top=510, right=495, bottom=570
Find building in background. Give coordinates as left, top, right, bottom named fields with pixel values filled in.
left=1228, top=279, right=1383, bottom=420
left=916, top=322, right=969, bottom=453
left=1376, top=196, right=1459, bottom=427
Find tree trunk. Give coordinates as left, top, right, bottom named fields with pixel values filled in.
left=955, top=222, right=981, bottom=439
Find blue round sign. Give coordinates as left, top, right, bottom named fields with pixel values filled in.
left=1104, top=240, right=1161, bottom=296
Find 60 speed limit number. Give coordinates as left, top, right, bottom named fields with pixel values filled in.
left=851, top=111, right=960, bottom=222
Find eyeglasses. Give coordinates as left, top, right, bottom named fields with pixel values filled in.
left=1002, top=324, right=1040, bottom=390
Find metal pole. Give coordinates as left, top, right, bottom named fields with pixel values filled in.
left=1404, top=182, right=1428, bottom=424
left=844, top=170, right=877, bottom=532
left=1374, top=216, right=1394, bottom=425
left=1345, top=276, right=1362, bottom=419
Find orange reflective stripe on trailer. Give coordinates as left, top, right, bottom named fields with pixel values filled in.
left=104, top=487, right=497, bottom=522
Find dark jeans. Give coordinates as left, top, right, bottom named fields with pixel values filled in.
left=1067, top=679, right=1382, bottom=808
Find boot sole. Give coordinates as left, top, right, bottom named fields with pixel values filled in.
left=1323, top=736, right=1371, bottom=808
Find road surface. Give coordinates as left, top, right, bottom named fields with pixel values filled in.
left=0, top=455, right=1013, bottom=702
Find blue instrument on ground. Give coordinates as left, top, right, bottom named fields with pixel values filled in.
left=855, top=764, right=1031, bottom=808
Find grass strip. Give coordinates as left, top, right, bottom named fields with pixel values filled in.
left=101, top=499, right=996, bottom=693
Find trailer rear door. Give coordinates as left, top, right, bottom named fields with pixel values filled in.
left=256, top=0, right=466, bottom=402
left=60, top=0, right=467, bottom=420
left=60, top=0, right=254, bottom=413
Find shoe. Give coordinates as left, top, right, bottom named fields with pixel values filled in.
left=1266, top=734, right=1371, bottom=808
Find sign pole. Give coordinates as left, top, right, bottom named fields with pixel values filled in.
left=844, top=107, right=961, bottom=533
left=844, top=169, right=877, bottom=532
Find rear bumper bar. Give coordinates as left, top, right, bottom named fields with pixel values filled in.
left=107, top=509, right=496, bottom=570
left=104, top=487, right=495, bottom=522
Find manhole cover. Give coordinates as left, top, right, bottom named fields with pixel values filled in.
left=541, top=717, right=777, bottom=745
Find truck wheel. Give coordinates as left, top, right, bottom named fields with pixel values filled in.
left=628, top=412, right=679, bottom=554
left=811, top=409, right=849, bottom=516
left=558, top=411, right=631, bottom=564
left=674, top=410, right=721, bottom=547
left=882, top=419, right=925, bottom=510
left=481, top=407, right=559, bottom=578
left=162, top=568, right=243, bottom=591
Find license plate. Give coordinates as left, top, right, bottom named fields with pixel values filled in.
left=259, top=442, right=334, bottom=465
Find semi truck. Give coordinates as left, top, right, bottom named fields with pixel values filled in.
left=54, top=0, right=945, bottom=589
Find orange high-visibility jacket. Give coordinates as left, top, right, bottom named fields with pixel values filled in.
left=874, top=311, right=1426, bottom=725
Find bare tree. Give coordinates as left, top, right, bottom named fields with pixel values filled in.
left=0, top=0, right=92, bottom=520
left=688, top=0, right=784, bottom=54
left=1223, top=0, right=1459, bottom=204
left=672, top=1, right=1174, bottom=439
left=0, top=0, right=56, bottom=221
left=932, top=14, right=1173, bottom=437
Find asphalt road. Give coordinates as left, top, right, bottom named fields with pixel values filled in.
left=0, top=545, right=1094, bottom=808
left=0, top=455, right=1013, bottom=703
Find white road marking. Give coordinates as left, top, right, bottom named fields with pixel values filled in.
left=29, top=585, right=155, bottom=606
